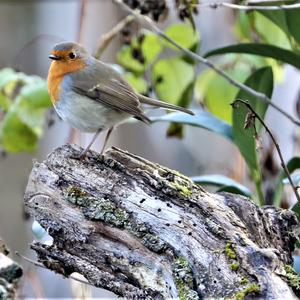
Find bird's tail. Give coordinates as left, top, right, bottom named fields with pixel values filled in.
left=138, top=94, right=194, bottom=115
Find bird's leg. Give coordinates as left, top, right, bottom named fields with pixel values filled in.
left=100, top=127, right=114, bottom=155
left=75, top=128, right=102, bottom=159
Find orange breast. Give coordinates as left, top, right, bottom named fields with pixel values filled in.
left=47, top=58, right=86, bottom=105
left=47, top=63, right=63, bottom=105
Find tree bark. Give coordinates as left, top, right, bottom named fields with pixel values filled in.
left=0, top=239, right=22, bottom=299
left=24, top=144, right=300, bottom=299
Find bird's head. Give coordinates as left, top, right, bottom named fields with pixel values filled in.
left=49, top=42, right=89, bottom=62
left=48, top=42, right=89, bottom=75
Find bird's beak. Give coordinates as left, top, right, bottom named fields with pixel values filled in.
left=49, top=54, right=61, bottom=60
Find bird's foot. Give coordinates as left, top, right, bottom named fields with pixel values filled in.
left=69, top=149, right=89, bottom=160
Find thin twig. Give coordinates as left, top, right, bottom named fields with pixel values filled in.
left=234, top=99, right=300, bottom=204
left=15, top=251, right=93, bottom=287
left=199, top=2, right=300, bottom=11
left=113, top=0, right=300, bottom=127
left=247, top=0, right=296, bottom=3
left=94, top=15, right=134, bottom=59
left=77, top=0, right=88, bottom=42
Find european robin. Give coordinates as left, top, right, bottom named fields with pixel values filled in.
left=47, top=42, right=194, bottom=157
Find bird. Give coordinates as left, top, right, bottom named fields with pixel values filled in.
left=47, top=41, right=194, bottom=158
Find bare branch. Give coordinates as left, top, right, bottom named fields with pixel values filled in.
left=247, top=0, right=296, bottom=3
left=234, top=99, right=300, bottom=204
left=113, top=0, right=300, bottom=127
left=200, top=1, right=300, bottom=11
left=94, top=15, right=134, bottom=59
left=15, top=251, right=92, bottom=287
left=76, top=0, right=88, bottom=42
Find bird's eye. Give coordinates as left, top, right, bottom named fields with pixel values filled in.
left=68, top=52, right=76, bottom=59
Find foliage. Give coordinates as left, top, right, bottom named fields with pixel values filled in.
left=0, top=68, right=51, bottom=153
left=117, top=22, right=200, bottom=137
left=191, top=174, right=251, bottom=197
left=2, top=3, right=300, bottom=216
left=115, top=5, right=300, bottom=212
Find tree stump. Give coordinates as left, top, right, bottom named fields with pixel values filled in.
left=24, top=144, right=300, bottom=299
left=0, top=239, right=22, bottom=299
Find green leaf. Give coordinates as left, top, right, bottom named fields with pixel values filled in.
left=152, top=57, right=194, bottom=105
left=0, top=93, right=10, bottom=111
left=124, top=72, right=148, bottom=94
left=232, top=67, right=274, bottom=205
left=292, top=202, right=300, bottom=224
left=14, top=81, right=51, bottom=136
left=166, top=81, right=195, bottom=138
left=259, top=11, right=290, bottom=37
left=204, top=43, right=300, bottom=70
left=217, top=185, right=251, bottom=197
left=141, top=31, right=162, bottom=63
left=195, top=66, right=250, bottom=123
left=274, top=157, right=300, bottom=207
left=164, top=22, right=200, bottom=50
left=283, top=172, right=300, bottom=185
left=255, top=12, right=291, bottom=47
left=150, top=109, right=233, bottom=141
left=0, top=69, right=51, bottom=153
left=20, top=81, right=51, bottom=108
left=117, top=46, right=144, bottom=73
left=285, top=9, right=300, bottom=46
left=0, top=110, right=38, bottom=153
left=192, top=174, right=252, bottom=197
left=234, top=11, right=252, bottom=41
left=0, top=68, right=17, bottom=89
left=117, top=31, right=162, bottom=73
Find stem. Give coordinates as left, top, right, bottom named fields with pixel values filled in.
left=198, top=2, right=300, bottom=11
left=234, top=99, right=300, bottom=205
left=94, top=15, right=134, bottom=59
left=113, top=0, right=300, bottom=127
left=253, top=171, right=265, bottom=206
left=77, top=0, right=87, bottom=43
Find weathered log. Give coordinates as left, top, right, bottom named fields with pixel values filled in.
left=0, top=239, right=22, bottom=299
left=24, top=144, right=300, bottom=299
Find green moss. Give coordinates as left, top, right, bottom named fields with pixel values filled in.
left=284, top=265, right=300, bottom=291
left=141, top=233, right=166, bottom=252
left=205, top=218, right=223, bottom=235
left=86, top=199, right=129, bottom=227
left=65, top=186, right=89, bottom=204
left=162, top=167, right=193, bottom=184
left=225, top=243, right=237, bottom=259
left=65, top=186, right=129, bottom=227
left=230, top=262, right=240, bottom=271
left=235, top=283, right=260, bottom=300
left=170, top=181, right=192, bottom=197
left=240, top=277, right=248, bottom=285
left=172, top=257, right=198, bottom=300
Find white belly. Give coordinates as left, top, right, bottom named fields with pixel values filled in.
left=54, top=92, right=129, bottom=132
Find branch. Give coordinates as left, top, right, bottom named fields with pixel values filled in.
left=76, top=0, right=88, bottom=42
left=15, top=252, right=92, bottom=287
left=94, top=15, right=134, bottom=59
left=233, top=99, right=300, bottom=204
left=113, top=0, right=300, bottom=127
left=200, top=2, right=300, bottom=10
left=0, top=238, right=23, bottom=299
left=247, top=0, right=296, bottom=3
left=24, top=144, right=300, bottom=299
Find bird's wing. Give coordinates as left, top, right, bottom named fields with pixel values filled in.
left=72, top=63, right=150, bottom=124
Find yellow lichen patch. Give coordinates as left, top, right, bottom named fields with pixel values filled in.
left=235, top=283, right=260, bottom=300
